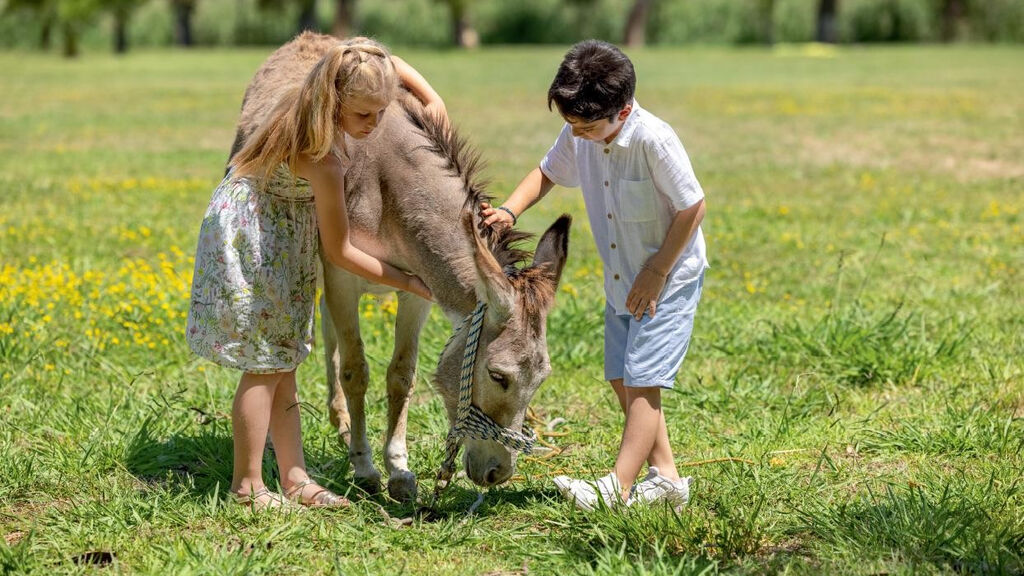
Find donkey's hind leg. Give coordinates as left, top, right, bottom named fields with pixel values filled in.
left=322, top=266, right=382, bottom=494
left=384, top=291, right=431, bottom=502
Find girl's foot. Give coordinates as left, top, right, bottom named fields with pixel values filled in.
left=232, top=487, right=300, bottom=511
left=284, top=479, right=350, bottom=508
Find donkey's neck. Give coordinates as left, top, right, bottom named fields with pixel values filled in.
left=344, top=111, right=482, bottom=319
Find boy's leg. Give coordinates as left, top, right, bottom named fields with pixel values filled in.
left=612, top=386, right=664, bottom=500
left=620, top=275, right=703, bottom=486
left=609, top=378, right=628, bottom=413
left=611, top=377, right=678, bottom=480
left=648, top=411, right=681, bottom=481
left=232, top=371, right=284, bottom=495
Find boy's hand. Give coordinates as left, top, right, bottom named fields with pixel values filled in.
left=626, top=266, right=668, bottom=320
left=478, top=202, right=514, bottom=231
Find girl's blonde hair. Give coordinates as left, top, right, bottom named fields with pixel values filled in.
left=231, top=37, right=398, bottom=178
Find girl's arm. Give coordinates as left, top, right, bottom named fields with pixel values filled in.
left=391, top=55, right=447, bottom=120
left=298, top=154, right=432, bottom=301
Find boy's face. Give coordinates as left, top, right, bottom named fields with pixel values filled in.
left=562, top=104, right=632, bottom=144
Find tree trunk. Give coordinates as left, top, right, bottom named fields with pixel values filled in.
left=172, top=0, right=195, bottom=47
left=940, top=0, right=964, bottom=42
left=623, top=0, right=652, bottom=47
left=113, top=10, right=129, bottom=54
left=450, top=0, right=477, bottom=48
left=816, top=0, right=838, bottom=43
left=40, top=14, right=54, bottom=51
left=761, top=0, right=775, bottom=45
left=62, top=21, right=78, bottom=58
left=332, top=0, right=354, bottom=38
left=297, top=0, right=318, bottom=33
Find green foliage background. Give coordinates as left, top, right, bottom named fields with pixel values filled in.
left=2, top=0, right=1024, bottom=52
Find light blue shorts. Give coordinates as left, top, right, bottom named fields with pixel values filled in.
left=604, top=273, right=703, bottom=389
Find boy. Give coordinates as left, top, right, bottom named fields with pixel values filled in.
left=480, top=40, right=707, bottom=510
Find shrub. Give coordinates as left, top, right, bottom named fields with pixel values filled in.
left=774, top=0, right=817, bottom=43
left=651, top=0, right=767, bottom=45
left=966, top=0, right=1024, bottom=42
left=840, top=0, right=937, bottom=42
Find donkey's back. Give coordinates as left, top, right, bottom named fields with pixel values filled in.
left=228, top=32, right=340, bottom=163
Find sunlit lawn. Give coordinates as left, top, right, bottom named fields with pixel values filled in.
left=1, top=44, right=1022, bottom=574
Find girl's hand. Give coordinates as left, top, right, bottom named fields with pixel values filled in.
left=406, top=274, right=433, bottom=301
left=424, top=99, right=448, bottom=124
left=479, top=202, right=515, bottom=231
left=625, top=266, right=668, bottom=320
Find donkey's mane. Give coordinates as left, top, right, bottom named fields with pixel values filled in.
left=400, top=96, right=536, bottom=271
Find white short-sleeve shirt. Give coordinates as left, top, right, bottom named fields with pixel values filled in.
left=539, top=101, right=708, bottom=315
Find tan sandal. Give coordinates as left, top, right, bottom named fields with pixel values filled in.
left=285, top=479, right=350, bottom=508
left=233, top=487, right=300, bottom=511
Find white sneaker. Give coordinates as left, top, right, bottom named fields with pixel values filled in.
left=630, top=467, right=692, bottom=510
left=552, top=472, right=624, bottom=511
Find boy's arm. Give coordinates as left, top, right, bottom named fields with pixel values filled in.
left=391, top=55, right=447, bottom=121
left=625, top=198, right=705, bottom=320
left=480, top=167, right=556, bottom=230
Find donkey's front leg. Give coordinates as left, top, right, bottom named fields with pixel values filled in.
left=322, top=266, right=382, bottom=494
left=384, top=291, right=431, bottom=502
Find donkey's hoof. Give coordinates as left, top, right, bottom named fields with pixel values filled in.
left=387, top=471, right=418, bottom=503
left=353, top=471, right=383, bottom=495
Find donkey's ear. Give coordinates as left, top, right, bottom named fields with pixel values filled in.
left=462, top=211, right=516, bottom=323
left=530, top=214, right=572, bottom=287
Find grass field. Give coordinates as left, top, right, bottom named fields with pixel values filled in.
left=1, top=44, right=1022, bottom=574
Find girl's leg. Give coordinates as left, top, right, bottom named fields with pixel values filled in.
left=612, top=386, right=663, bottom=500
left=268, top=371, right=347, bottom=505
left=267, top=370, right=309, bottom=489
left=231, top=371, right=285, bottom=497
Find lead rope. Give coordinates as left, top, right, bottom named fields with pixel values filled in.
left=431, top=302, right=537, bottom=502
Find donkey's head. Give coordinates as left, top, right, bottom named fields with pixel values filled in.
left=435, top=213, right=571, bottom=487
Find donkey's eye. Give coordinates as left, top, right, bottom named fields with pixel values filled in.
left=489, top=370, right=509, bottom=390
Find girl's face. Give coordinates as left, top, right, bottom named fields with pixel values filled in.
left=340, top=96, right=389, bottom=139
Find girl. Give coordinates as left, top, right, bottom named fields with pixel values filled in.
left=187, top=37, right=441, bottom=510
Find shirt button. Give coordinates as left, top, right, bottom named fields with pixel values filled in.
left=607, top=213, right=613, bottom=219
left=604, top=148, right=610, bottom=154
left=610, top=243, right=616, bottom=249
left=604, top=181, right=609, bottom=187
left=613, top=274, right=620, bottom=280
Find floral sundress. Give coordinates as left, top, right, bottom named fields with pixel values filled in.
left=186, top=164, right=321, bottom=373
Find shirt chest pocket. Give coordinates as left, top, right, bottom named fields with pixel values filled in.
left=617, top=178, right=659, bottom=222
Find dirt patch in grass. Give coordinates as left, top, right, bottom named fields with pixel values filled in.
left=3, top=498, right=73, bottom=524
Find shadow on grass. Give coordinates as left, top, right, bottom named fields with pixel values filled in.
left=412, top=483, right=553, bottom=522
left=122, top=416, right=364, bottom=504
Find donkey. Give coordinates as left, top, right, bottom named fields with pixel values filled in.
left=228, top=32, right=571, bottom=501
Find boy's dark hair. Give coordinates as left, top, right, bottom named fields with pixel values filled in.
left=547, top=40, right=636, bottom=122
